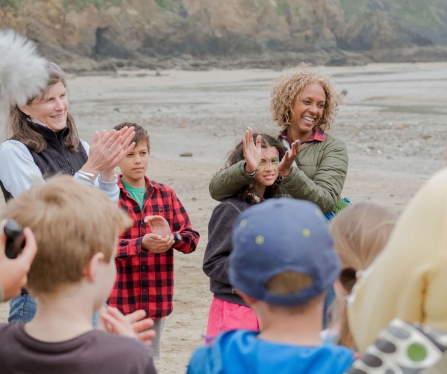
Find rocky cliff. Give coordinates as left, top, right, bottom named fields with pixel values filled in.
left=1, top=0, right=447, bottom=71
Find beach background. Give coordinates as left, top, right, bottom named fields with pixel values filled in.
left=0, top=62, right=446, bottom=372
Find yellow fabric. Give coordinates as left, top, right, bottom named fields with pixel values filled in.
left=348, top=168, right=447, bottom=353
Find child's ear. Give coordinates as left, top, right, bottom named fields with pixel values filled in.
left=333, top=277, right=349, bottom=301
left=84, top=252, right=105, bottom=282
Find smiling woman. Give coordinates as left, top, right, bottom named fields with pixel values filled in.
left=209, top=63, right=348, bottom=216
left=0, top=62, right=136, bottom=324
left=19, top=81, right=69, bottom=132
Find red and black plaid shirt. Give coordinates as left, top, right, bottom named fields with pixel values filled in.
left=108, top=176, right=200, bottom=319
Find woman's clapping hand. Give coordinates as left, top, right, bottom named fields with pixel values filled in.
left=81, top=126, right=136, bottom=181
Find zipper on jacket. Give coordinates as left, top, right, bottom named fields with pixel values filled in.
left=53, top=133, right=75, bottom=175
left=66, top=158, right=75, bottom=175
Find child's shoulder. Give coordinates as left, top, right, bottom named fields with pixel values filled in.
left=189, top=330, right=355, bottom=374
left=0, top=321, right=17, bottom=338
left=0, top=324, right=155, bottom=373
left=219, top=196, right=250, bottom=211
left=75, top=331, right=155, bottom=371
left=92, top=330, right=151, bottom=354
left=147, top=178, right=177, bottom=195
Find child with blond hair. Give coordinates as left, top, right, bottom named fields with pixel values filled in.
left=325, top=202, right=396, bottom=349
left=0, top=176, right=156, bottom=373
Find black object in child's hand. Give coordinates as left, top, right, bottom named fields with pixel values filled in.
left=4, top=219, right=25, bottom=259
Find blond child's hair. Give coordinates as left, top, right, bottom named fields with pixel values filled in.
left=270, top=63, right=339, bottom=131
left=0, top=176, right=132, bottom=296
left=265, top=271, right=325, bottom=315
left=329, top=202, right=396, bottom=349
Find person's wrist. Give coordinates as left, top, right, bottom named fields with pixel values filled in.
left=80, top=163, right=100, bottom=179
left=77, top=170, right=96, bottom=183
left=100, top=169, right=116, bottom=182
left=278, top=167, right=292, bottom=179
left=173, top=232, right=182, bottom=245
left=244, top=162, right=257, bottom=176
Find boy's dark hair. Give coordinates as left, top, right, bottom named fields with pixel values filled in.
left=114, top=122, right=150, bottom=151
left=225, top=134, right=286, bottom=205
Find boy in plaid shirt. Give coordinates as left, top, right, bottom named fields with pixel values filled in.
left=108, top=122, right=200, bottom=360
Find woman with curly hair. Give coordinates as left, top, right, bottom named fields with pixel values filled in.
left=209, top=63, right=348, bottom=216
left=203, top=134, right=286, bottom=338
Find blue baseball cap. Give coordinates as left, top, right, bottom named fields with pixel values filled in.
left=229, top=198, right=340, bottom=306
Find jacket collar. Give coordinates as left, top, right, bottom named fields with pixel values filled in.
left=118, top=175, right=154, bottom=198
left=278, top=129, right=326, bottom=147
left=27, top=118, right=70, bottom=142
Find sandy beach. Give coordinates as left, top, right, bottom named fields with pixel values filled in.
left=1, top=62, right=446, bottom=373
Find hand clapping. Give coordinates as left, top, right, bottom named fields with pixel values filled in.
left=142, top=216, right=174, bottom=253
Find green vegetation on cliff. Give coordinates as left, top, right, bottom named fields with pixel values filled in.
left=340, top=0, right=372, bottom=21
left=391, top=0, right=441, bottom=26
left=63, top=0, right=122, bottom=11
left=0, top=0, right=19, bottom=16
left=341, top=0, right=443, bottom=27
left=276, top=2, right=290, bottom=16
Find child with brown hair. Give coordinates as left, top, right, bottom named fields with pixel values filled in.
left=107, top=122, right=200, bottom=360
left=0, top=176, right=156, bottom=373
left=325, top=202, right=396, bottom=349
left=203, top=132, right=286, bottom=338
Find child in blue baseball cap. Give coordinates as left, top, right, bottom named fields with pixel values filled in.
left=187, top=198, right=355, bottom=374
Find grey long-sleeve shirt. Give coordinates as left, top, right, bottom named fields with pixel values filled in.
left=0, top=139, right=119, bottom=202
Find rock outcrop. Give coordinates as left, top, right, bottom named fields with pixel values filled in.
left=1, top=0, right=447, bottom=71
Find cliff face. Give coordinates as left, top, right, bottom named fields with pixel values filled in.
left=1, top=0, right=447, bottom=69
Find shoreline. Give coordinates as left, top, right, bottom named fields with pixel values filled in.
left=0, top=61, right=446, bottom=373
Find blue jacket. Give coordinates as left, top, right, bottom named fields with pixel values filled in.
left=187, top=330, right=354, bottom=374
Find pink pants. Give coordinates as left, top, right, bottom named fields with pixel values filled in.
left=206, top=297, right=260, bottom=338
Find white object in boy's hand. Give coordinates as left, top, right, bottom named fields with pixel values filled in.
left=144, top=215, right=172, bottom=237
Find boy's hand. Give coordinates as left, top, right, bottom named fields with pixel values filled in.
left=0, top=220, right=37, bottom=301
left=99, top=307, right=155, bottom=347
left=142, top=234, right=174, bottom=253
left=144, top=215, right=171, bottom=237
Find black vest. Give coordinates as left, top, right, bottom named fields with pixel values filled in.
left=0, top=123, right=88, bottom=202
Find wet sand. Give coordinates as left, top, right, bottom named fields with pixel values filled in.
left=1, top=62, right=446, bottom=373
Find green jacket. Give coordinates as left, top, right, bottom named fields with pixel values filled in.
left=209, top=133, right=348, bottom=214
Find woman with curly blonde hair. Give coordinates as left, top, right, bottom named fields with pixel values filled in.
left=209, top=63, right=348, bottom=216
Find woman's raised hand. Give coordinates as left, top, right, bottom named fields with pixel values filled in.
left=81, top=126, right=136, bottom=180
left=100, top=126, right=136, bottom=180
left=242, top=127, right=262, bottom=174
left=278, top=140, right=300, bottom=177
